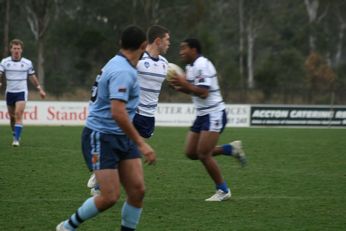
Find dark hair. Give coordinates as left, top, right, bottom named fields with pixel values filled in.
left=147, top=25, right=169, bottom=44
left=10, top=39, right=24, bottom=49
left=182, top=38, right=202, bottom=54
left=120, top=25, right=146, bottom=50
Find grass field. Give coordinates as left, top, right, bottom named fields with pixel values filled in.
left=0, top=126, right=345, bottom=231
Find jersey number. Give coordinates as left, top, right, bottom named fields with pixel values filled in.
left=90, top=71, right=102, bottom=102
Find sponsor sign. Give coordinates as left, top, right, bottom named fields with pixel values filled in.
left=0, top=101, right=88, bottom=125
left=251, top=105, right=346, bottom=126
left=0, top=101, right=250, bottom=127
left=155, top=103, right=250, bottom=127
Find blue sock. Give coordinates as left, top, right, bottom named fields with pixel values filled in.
left=65, top=197, right=99, bottom=230
left=121, top=202, right=142, bottom=230
left=14, top=124, right=23, bottom=141
left=216, top=182, right=229, bottom=193
left=222, top=144, right=233, bottom=156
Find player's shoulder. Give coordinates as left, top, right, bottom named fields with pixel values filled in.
left=20, top=57, right=33, bottom=65
left=158, top=55, right=168, bottom=65
left=194, top=56, right=209, bottom=66
left=195, top=56, right=215, bottom=70
left=1, top=56, right=12, bottom=64
left=108, top=54, right=134, bottom=70
left=105, top=56, right=137, bottom=79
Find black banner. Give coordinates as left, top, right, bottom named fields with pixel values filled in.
left=251, top=106, right=346, bottom=127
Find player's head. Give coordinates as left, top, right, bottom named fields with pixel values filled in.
left=9, top=39, right=24, bottom=60
left=147, top=25, right=170, bottom=55
left=120, top=25, right=147, bottom=51
left=180, top=38, right=202, bottom=64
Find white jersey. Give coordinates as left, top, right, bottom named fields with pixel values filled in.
left=0, top=56, right=35, bottom=93
left=136, top=51, right=168, bottom=117
left=185, top=56, right=225, bottom=116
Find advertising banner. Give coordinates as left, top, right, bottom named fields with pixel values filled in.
left=251, top=105, right=346, bottom=127
left=155, top=103, right=250, bottom=127
left=0, top=101, right=251, bottom=127
left=0, top=101, right=88, bottom=125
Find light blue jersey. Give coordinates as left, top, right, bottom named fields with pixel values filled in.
left=86, top=52, right=139, bottom=135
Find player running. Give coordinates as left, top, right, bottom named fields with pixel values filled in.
left=169, top=38, right=246, bottom=202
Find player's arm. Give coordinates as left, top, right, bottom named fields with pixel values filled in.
left=111, top=99, right=156, bottom=165
left=29, top=74, right=46, bottom=99
left=0, top=62, right=4, bottom=87
left=170, top=74, right=209, bottom=99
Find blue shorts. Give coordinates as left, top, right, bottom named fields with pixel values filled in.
left=191, top=110, right=227, bottom=133
left=6, top=91, right=27, bottom=106
left=81, top=127, right=141, bottom=171
left=133, top=113, right=155, bottom=138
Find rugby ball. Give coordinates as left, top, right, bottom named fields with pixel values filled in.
left=166, top=63, right=184, bottom=81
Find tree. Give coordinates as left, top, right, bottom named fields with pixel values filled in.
left=24, top=0, right=58, bottom=88
left=304, top=0, right=329, bottom=53
left=238, top=0, right=245, bottom=89
left=334, top=2, right=346, bottom=67
left=2, top=0, right=10, bottom=57
left=305, top=52, right=336, bottom=103
left=242, top=0, right=270, bottom=89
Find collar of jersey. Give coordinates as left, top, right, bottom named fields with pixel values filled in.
left=11, top=57, right=22, bottom=62
left=144, top=51, right=159, bottom=62
left=117, top=51, right=136, bottom=69
left=190, top=55, right=202, bottom=66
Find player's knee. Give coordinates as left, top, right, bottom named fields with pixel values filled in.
left=134, top=185, right=146, bottom=200
left=14, top=113, right=23, bottom=121
left=196, top=150, right=210, bottom=160
left=185, top=152, right=199, bottom=160
left=102, top=191, right=120, bottom=206
left=107, top=195, right=120, bottom=206
left=127, top=185, right=146, bottom=204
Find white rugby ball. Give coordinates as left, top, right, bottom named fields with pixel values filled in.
left=166, top=63, right=184, bottom=81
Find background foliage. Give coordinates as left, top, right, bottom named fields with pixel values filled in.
left=1, top=0, right=346, bottom=104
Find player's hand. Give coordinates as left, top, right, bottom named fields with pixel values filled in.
left=39, top=89, right=46, bottom=99
left=138, top=142, right=156, bottom=165
left=169, top=73, right=185, bottom=90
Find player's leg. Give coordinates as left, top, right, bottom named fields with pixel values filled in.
left=184, top=131, right=200, bottom=160
left=212, top=141, right=247, bottom=166
left=197, top=110, right=232, bottom=201
left=7, top=105, right=15, bottom=138
left=57, top=128, right=122, bottom=230
left=6, top=92, right=16, bottom=141
left=197, top=131, right=226, bottom=187
left=13, top=100, right=26, bottom=144
left=119, top=158, right=145, bottom=231
left=197, top=131, right=231, bottom=201
left=88, top=113, right=155, bottom=196
left=58, top=169, right=121, bottom=231
left=209, top=109, right=246, bottom=166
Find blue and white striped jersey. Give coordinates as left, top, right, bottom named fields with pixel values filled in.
left=0, top=57, right=35, bottom=93
left=136, top=51, right=168, bottom=117
left=185, top=56, right=225, bottom=116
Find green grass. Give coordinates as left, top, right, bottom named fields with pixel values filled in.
left=0, top=126, right=346, bottom=230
